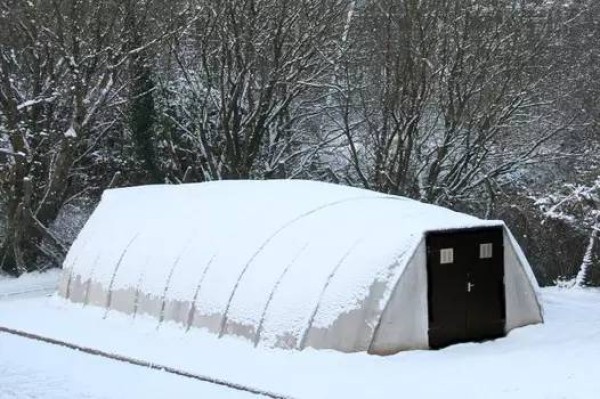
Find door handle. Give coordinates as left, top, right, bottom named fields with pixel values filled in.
left=467, top=282, right=475, bottom=292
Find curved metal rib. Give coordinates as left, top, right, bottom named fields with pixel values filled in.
left=217, top=195, right=394, bottom=338
left=157, top=233, right=198, bottom=328
left=253, top=243, right=309, bottom=346
left=185, top=254, right=217, bottom=331
left=103, top=233, right=140, bottom=318
left=298, top=239, right=361, bottom=350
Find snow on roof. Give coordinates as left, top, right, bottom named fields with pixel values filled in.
left=62, top=180, right=501, bottom=346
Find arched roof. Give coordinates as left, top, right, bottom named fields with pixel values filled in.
left=62, top=180, right=503, bottom=349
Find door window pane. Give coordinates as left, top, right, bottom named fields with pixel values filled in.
left=480, top=243, right=493, bottom=259
left=440, top=248, right=454, bottom=264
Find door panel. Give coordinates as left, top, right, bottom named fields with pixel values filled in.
left=426, top=234, right=471, bottom=348
left=426, top=227, right=505, bottom=349
left=466, top=229, right=505, bottom=341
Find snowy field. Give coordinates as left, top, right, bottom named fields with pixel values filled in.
left=0, top=333, right=254, bottom=399
left=0, top=272, right=254, bottom=399
left=0, top=271, right=599, bottom=399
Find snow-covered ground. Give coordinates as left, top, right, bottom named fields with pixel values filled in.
left=0, top=271, right=254, bottom=398
left=0, top=269, right=60, bottom=301
left=0, top=333, right=254, bottom=399
left=0, top=271, right=599, bottom=399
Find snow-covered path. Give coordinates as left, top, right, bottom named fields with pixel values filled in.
left=0, top=271, right=599, bottom=398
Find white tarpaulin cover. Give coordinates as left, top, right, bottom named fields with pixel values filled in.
left=59, top=180, right=542, bottom=354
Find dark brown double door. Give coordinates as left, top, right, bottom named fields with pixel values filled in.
left=426, top=227, right=506, bottom=349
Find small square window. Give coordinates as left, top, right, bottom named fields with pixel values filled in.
left=440, top=248, right=454, bottom=264
left=480, top=243, right=493, bottom=259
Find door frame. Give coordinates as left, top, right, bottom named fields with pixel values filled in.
left=425, top=226, right=506, bottom=349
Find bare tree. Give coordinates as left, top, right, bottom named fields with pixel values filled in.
left=326, top=0, right=572, bottom=212
left=535, top=178, right=600, bottom=286
left=0, top=0, right=183, bottom=274
left=156, top=0, right=350, bottom=181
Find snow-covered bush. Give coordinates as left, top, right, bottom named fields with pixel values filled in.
left=534, top=177, right=600, bottom=286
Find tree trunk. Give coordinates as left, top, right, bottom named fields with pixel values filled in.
left=575, top=226, right=598, bottom=287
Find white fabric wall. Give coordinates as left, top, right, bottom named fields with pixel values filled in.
left=369, top=240, right=429, bottom=354
left=504, top=228, right=544, bottom=330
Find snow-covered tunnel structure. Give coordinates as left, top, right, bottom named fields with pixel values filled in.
left=59, top=180, right=542, bottom=354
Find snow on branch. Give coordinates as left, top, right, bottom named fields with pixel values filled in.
left=16, top=96, right=56, bottom=111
